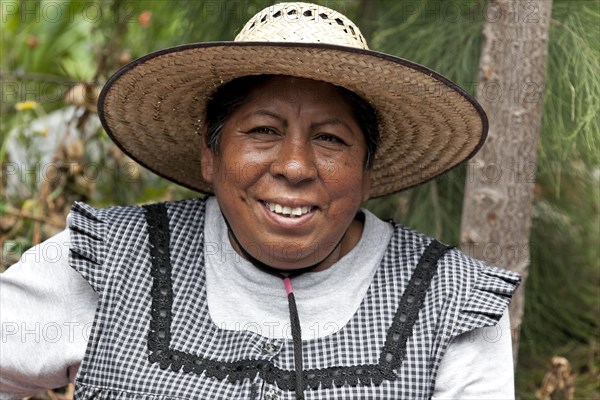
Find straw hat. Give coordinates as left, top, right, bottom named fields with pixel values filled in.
left=98, top=2, right=487, bottom=198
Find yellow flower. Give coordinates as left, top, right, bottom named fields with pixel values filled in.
left=38, top=129, right=48, bottom=136
left=15, top=101, right=38, bottom=111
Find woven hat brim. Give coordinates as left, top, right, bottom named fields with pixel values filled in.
left=98, top=42, right=487, bottom=198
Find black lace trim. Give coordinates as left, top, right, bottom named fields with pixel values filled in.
left=143, top=203, right=452, bottom=391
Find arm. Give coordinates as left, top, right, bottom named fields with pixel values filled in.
left=0, top=229, right=98, bottom=399
left=433, top=310, right=516, bottom=400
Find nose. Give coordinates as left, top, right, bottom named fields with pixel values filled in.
left=270, top=137, right=318, bottom=184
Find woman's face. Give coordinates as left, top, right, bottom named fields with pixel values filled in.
left=201, top=76, right=371, bottom=271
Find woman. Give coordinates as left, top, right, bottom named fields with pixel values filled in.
left=1, top=3, right=520, bottom=399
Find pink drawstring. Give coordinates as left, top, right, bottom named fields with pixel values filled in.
left=284, top=277, right=293, bottom=295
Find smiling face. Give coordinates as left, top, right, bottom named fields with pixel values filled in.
left=201, top=76, right=372, bottom=271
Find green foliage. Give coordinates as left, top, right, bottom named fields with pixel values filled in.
left=540, top=2, right=600, bottom=190
left=518, top=2, right=599, bottom=398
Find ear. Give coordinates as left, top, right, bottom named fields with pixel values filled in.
left=361, top=169, right=372, bottom=201
left=199, top=128, right=216, bottom=184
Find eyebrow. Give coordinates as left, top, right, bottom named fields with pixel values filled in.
left=311, top=118, right=355, bottom=135
left=250, top=110, right=287, bottom=127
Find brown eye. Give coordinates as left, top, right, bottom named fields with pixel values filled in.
left=317, top=134, right=345, bottom=144
left=248, top=127, right=277, bottom=135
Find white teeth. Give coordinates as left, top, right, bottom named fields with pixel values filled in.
left=265, top=202, right=312, bottom=217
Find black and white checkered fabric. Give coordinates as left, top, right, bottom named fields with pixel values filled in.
left=68, top=197, right=520, bottom=399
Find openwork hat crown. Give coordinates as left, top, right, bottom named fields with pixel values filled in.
left=235, top=2, right=369, bottom=50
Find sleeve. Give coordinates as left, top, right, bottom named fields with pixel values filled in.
left=453, top=265, right=521, bottom=338
left=0, top=229, right=98, bottom=399
left=433, top=309, right=515, bottom=399
left=68, top=202, right=108, bottom=293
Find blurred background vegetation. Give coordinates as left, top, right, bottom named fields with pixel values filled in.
left=1, top=0, right=598, bottom=399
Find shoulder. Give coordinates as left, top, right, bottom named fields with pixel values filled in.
left=388, top=221, right=521, bottom=336
left=388, top=221, right=519, bottom=288
left=66, top=197, right=208, bottom=293
left=68, top=197, right=207, bottom=226
left=67, top=196, right=208, bottom=256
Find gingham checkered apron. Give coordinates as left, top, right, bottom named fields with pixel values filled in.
left=68, top=197, right=520, bottom=399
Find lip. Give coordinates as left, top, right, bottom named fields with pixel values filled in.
left=259, top=199, right=317, bottom=229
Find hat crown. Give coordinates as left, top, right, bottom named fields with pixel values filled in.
left=235, top=2, right=369, bottom=50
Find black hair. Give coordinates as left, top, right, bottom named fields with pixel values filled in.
left=204, top=75, right=380, bottom=169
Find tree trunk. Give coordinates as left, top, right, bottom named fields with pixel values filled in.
left=460, top=0, right=553, bottom=365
